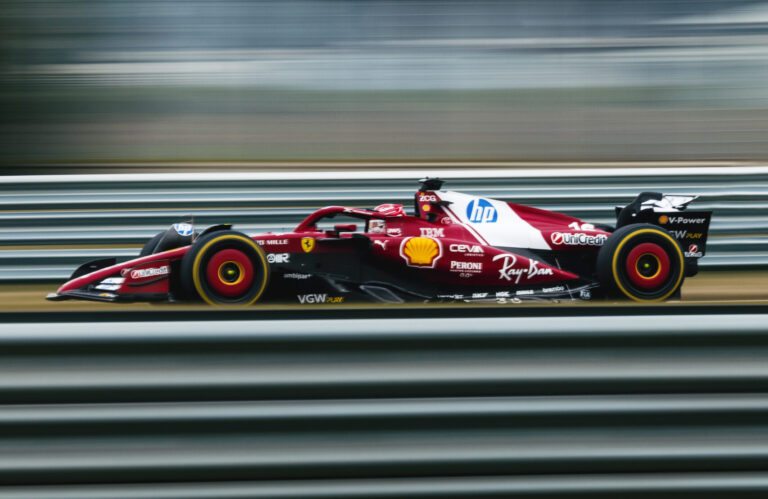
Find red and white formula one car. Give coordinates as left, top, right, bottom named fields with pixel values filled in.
left=48, top=178, right=711, bottom=305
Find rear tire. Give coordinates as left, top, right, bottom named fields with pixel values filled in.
left=597, top=224, right=684, bottom=302
left=180, top=231, right=270, bottom=306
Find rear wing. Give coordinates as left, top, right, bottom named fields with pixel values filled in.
left=649, top=211, right=711, bottom=258
left=615, top=192, right=712, bottom=259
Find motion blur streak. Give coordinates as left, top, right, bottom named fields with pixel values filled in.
left=2, top=1, right=768, bottom=164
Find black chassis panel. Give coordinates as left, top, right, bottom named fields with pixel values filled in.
left=262, top=241, right=595, bottom=304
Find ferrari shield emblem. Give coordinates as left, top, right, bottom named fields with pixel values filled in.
left=301, top=237, right=315, bottom=253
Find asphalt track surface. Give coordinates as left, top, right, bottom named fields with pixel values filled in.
left=2, top=270, right=766, bottom=313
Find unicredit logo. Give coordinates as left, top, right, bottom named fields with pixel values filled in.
left=130, top=265, right=169, bottom=280
left=550, top=232, right=607, bottom=246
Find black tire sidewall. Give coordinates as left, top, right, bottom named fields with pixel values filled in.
left=180, top=231, right=269, bottom=305
left=139, top=232, right=164, bottom=257
left=597, top=223, right=684, bottom=301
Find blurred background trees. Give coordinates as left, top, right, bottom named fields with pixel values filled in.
left=2, top=0, right=768, bottom=167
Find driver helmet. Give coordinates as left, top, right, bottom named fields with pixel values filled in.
left=374, top=203, right=405, bottom=217
left=369, top=219, right=386, bottom=234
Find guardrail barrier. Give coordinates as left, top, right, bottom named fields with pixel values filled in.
left=0, top=310, right=767, bottom=498
left=1, top=166, right=767, bottom=280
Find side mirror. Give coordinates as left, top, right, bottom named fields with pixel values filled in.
left=334, top=223, right=358, bottom=233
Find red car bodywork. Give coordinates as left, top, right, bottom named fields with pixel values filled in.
left=49, top=180, right=707, bottom=304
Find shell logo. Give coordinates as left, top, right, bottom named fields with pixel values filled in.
left=658, top=215, right=669, bottom=224
left=400, top=237, right=442, bottom=268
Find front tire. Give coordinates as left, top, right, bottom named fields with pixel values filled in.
left=180, top=231, right=270, bottom=306
left=597, top=224, right=684, bottom=302
left=139, top=232, right=164, bottom=257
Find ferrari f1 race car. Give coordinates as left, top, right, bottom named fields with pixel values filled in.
left=47, top=178, right=711, bottom=305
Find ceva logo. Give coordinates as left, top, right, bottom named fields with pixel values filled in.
left=466, top=199, right=497, bottom=223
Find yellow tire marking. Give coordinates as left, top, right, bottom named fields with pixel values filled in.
left=612, top=229, right=684, bottom=302
left=192, top=234, right=269, bottom=306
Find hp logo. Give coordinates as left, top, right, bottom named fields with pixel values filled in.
left=173, top=223, right=194, bottom=236
left=466, top=199, right=497, bottom=223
